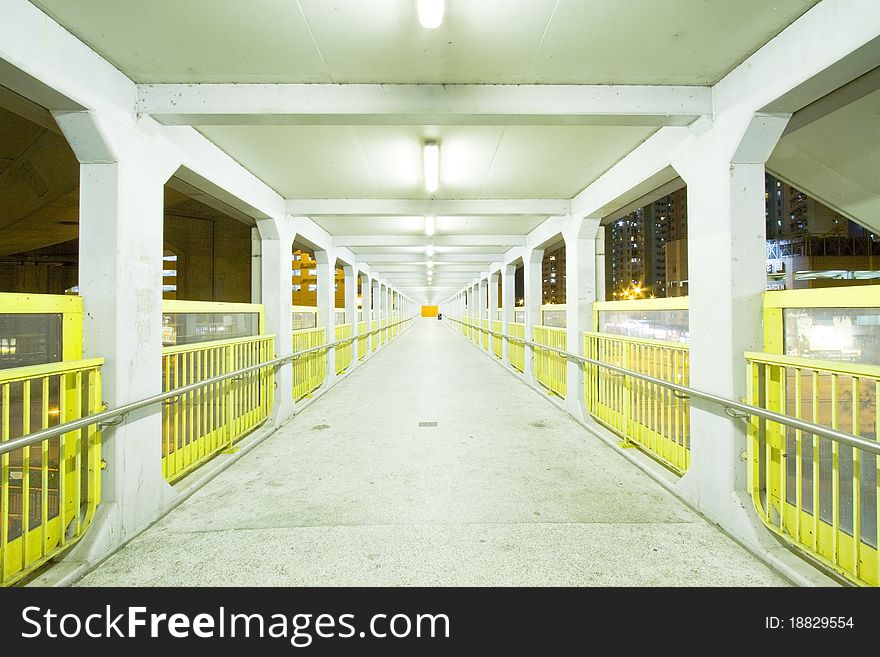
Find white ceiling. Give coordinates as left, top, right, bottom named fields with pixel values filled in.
left=31, top=0, right=819, bottom=85
left=27, top=0, right=823, bottom=303
left=199, top=124, right=656, bottom=199
left=312, top=215, right=546, bottom=236
left=769, top=86, right=880, bottom=231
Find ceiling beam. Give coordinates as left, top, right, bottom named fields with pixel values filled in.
left=290, top=199, right=569, bottom=216
left=355, top=254, right=503, bottom=263
left=337, top=235, right=523, bottom=247
left=138, top=84, right=712, bottom=127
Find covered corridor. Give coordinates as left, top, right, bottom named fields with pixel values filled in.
left=1, top=0, right=879, bottom=593
left=77, top=319, right=784, bottom=587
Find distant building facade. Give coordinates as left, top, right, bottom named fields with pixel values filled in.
left=291, top=249, right=345, bottom=307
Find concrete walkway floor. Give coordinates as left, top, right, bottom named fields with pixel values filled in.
left=78, top=319, right=786, bottom=587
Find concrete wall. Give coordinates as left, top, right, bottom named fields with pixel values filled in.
left=0, top=239, right=78, bottom=294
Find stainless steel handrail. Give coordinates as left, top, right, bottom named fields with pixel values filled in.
left=447, top=317, right=880, bottom=456
left=0, top=315, right=417, bottom=457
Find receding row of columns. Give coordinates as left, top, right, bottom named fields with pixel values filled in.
left=53, top=110, right=418, bottom=569
left=442, top=112, right=793, bottom=556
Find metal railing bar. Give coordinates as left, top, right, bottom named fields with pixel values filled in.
left=0, top=316, right=417, bottom=457
left=447, top=317, right=880, bottom=456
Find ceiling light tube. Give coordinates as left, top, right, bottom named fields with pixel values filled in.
left=426, top=244, right=434, bottom=257
left=417, top=0, right=444, bottom=29
left=423, top=141, right=440, bottom=194
left=425, top=215, right=435, bottom=236
left=427, top=261, right=434, bottom=269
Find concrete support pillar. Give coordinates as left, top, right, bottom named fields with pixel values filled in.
left=673, top=113, right=790, bottom=544
left=315, top=249, right=336, bottom=382
left=384, top=285, right=391, bottom=335
left=563, top=216, right=601, bottom=421
left=523, top=248, right=544, bottom=384
left=343, top=263, right=357, bottom=371
left=489, top=271, right=500, bottom=352
left=478, top=277, right=488, bottom=350
left=501, top=264, right=515, bottom=366
left=361, top=272, right=373, bottom=354
left=256, top=216, right=295, bottom=424
left=54, top=110, right=178, bottom=559
left=373, top=279, right=383, bottom=347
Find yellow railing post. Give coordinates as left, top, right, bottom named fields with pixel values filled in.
left=162, top=335, right=275, bottom=483
left=621, top=340, right=631, bottom=446
left=223, top=343, right=238, bottom=454
left=1, top=359, right=104, bottom=587
left=745, top=351, right=879, bottom=587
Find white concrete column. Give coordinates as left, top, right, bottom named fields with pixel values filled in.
left=315, top=249, right=337, bottom=382
left=673, top=113, right=789, bottom=544
left=373, top=279, right=383, bottom=346
left=255, top=216, right=295, bottom=424
left=478, top=277, right=488, bottom=350
left=501, top=264, right=515, bottom=366
left=489, top=271, right=500, bottom=351
left=343, top=263, right=357, bottom=371
left=384, top=284, right=391, bottom=337
left=472, top=283, right=478, bottom=326
left=54, top=110, right=178, bottom=559
left=360, top=272, right=373, bottom=354
left=523, top=248, right=544, bottom=384
left=563, top=216, right=601, bottom=420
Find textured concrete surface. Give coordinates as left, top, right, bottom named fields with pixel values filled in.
left=78, top=319, right=787, bottom=586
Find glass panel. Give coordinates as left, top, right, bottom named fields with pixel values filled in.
left=541, top=309, right=566, bottom=328
left=783, top=307, right=880, bottom=365
left=292, top=311, right=317, bottom=330
left=161, top=312, right=259, bottom=346
left=513, top=309, right=525, bottom=323
left=0, top=313, right=63, bottom=369
left=598, top=309, right=689, bottom=343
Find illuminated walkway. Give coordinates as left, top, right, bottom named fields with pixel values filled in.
left=78, top=319, right=785, bottom=587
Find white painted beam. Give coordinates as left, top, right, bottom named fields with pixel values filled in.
left=138, top=83, right=712, bottom=127
left=334, top=234, right=525, bottom=247
left=346, top=253, right=506, bottom=263
left=287, top=199, right=569, bottom=216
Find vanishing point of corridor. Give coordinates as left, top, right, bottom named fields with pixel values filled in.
left=79, top=320, right=785, bottom=587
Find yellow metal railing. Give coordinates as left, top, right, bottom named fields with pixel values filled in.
left=746, top=352, right=879, bottom=587
left=1, top=359, right=103, bottom=586
left=292, top=327, right=326, bottom=401
left=509, top=322, right=525, bottom=372
left=357, top=321, right=368, bottom=360
left=533, top=326, right=567, bottom=397
left=371, top=321, right=379, bottom=351
left=584, top=332, right=691, bottom=475
left=481, top=319, right=489, bottom=350
left=492, top=321, right=502, bottom=358
left=335, top=324, right=353, bottom=374
left=162, top=335, right=275, bottom=483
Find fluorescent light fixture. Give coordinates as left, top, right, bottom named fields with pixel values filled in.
left=426, top=244, right=434, bottom=257
left=424, top=215, right=435, bottom=236
left=417, top=0, right=444, bottom=29
left=427, top=261, right=434, bottom=269
left=423, top=141, right=440, bottom=193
